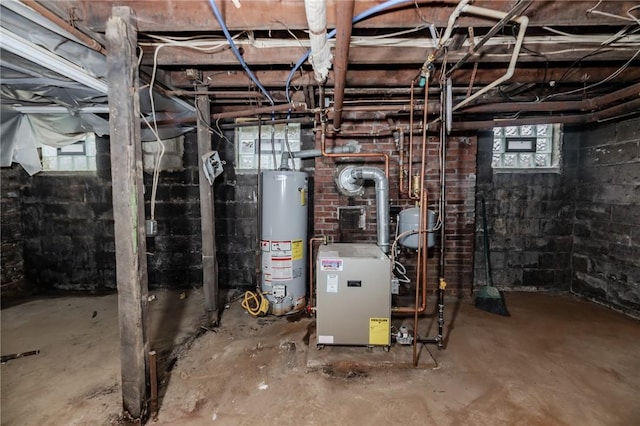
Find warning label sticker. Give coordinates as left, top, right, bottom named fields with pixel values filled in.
left=369, top=318, right=390, bottom=346
left=292, top=240, right=303, bottom=260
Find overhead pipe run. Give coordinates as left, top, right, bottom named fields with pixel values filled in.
left=279, top=143, right=359, bottom=170
left=332, top=0, right=356, bottom=132
left=304, top=0, right=332, bottom=83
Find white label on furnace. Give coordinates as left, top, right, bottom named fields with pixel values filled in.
left=326, top=274, right=338, bottom=293
left=318, top=335, right=334, bottom=344
left=320, top=258, right=343, bottom=271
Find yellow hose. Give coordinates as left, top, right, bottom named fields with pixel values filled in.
left=241, top=290, right=269, bottom=316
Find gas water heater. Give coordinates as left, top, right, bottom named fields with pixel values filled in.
left=260, top=170, right=308, bottom=316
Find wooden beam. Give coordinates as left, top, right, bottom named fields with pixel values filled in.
left=169, top=66, right=639, bottom=89
left=49, top=1, right=639, bottom=32
left=106, top=6, right=149, bottom=421
left=196, top=86, right=219, bottom=320
left=142, top=43, right=637, bottom=67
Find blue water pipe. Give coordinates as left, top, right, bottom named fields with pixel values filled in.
left=285, top=0, right=416, bottom=102
left=207, top=0, right=275, bottom=105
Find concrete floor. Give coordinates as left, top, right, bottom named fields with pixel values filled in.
left=1, top=291, right=639, bottom=425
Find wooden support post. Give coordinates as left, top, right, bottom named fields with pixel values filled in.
left=196, top=86, right=219, bottom=320
left=106, top=6, right=149, bottom=420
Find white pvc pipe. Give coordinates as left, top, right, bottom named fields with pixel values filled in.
left=452, top=6, right=529, bottom=111
left=438, top=0, right=472, bottom=49
left=304, top=0, right=332, bottom=83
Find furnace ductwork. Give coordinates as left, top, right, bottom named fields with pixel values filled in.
left=337, top=166, right=390, bottom=254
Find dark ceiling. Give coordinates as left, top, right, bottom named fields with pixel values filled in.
left=2, top=0, right=639, bottom=130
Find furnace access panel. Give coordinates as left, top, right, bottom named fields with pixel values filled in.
left=316, top=243, right=391, bottom=348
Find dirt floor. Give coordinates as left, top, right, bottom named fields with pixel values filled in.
left=2, top=291, right=639, bottom=425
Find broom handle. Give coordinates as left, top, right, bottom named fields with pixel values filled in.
left=481, top=196, right=493, bottom=287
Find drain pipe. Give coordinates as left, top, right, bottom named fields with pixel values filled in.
left=332, top=0, right=356, bottom=132
left=337, top=166, right=390, bottom=253
left=304, top=0, right=332, bottom=83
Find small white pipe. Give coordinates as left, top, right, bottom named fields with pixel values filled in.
left=453, top=6, right=529, bottom=111
left=438, top=0, right=472, bottom=49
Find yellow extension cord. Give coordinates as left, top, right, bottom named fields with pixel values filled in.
left=241, top=290, right=269, bottom=316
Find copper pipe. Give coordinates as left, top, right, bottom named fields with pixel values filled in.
left=398, top=130, right=407, bottom=195
left=419, top=76, right=430, bottom=198
left=320, top=122, right=390, bottom=177
left=22, top=0, right=106, bottom=55
left=332, top=0, right=356, bottom=132
left=393, top=188, right=429, bottom=315
left=307, top=236, right=326, bottom=310
left=407, top=80, right=417, bottom=198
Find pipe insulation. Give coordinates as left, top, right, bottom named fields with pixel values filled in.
left=339, top=166, right=390, bottom=254
left=304, top=0, right=332, bottom=83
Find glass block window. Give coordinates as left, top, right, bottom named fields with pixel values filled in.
left=41, top=133, right=97, bottom=172
left=492, top=124, right=561, bottom=171
left=235, top=123, right=301, bottom=172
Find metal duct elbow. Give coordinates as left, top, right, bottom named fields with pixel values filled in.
left=339, top=166, right=390, bottom=254
left=304, top=0, right=332, bottom=83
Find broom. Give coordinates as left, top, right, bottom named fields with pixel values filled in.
left=475, top=196, right=510, bottom=316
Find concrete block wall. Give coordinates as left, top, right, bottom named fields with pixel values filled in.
left=474, top=131, right=577, bottom=290
left=571, top=117, right=640, bottom=314
left=1, top=163, right=28, bottom=297
left=314, top=121, right=478, bottom=295
left=21, top=137, right=116, bottom=291
left=18, top=133, right=204, bottom=292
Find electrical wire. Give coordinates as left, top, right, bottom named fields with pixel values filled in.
left=207, top=0, right=274, bottom=105
left=542, top=48, right=640, bottom=100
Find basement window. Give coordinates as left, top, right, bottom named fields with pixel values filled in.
left=41, top=134, right=97, bottom=172
left=492, top=124, right=562, bottom=171
left=235, top=123, right=301, bottom=172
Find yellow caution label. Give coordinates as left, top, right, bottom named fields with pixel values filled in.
left=299, top=187, right=307, bottom=206
left=292, top=239, right=303, bottom=261
left=369, top=317, right=390, bottom=346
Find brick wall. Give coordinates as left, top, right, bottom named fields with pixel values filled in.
left=1, top=163, right=29, bottom=297
left=314, top=120, right=478, bottom=295
left=474, top=130, right=577, bottom=290
left=571, top=117, right=640, bottom=314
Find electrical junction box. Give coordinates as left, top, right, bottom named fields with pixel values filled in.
left=316, top=243, right=391, bottom=348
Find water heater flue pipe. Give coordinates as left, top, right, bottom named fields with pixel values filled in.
left=279, top=144, right=359, bottom=170
left=339, top=166, right=390, bottom=254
